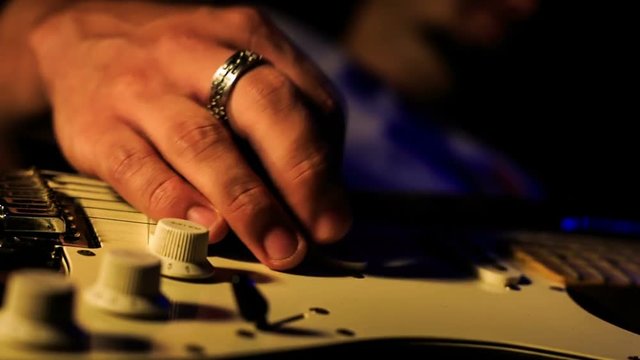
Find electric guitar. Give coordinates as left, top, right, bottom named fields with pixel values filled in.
left=1, top=169, right=639, bottom=359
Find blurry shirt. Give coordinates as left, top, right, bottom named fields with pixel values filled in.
left=273, top=12, right=542, bottom=199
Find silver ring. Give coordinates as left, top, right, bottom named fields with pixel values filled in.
left=207, top=50, right=265, bottom=123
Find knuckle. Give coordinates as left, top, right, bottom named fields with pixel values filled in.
left=153, top=26, right=203, bottom=54
left=226, top=6, right=266, bottom=33
left=146, top=176, right=184, bottom=214
left=104, top=144, right=155, bottom=186
left=28, top=16, right=59, bottom=53
left=288, top=147, right=330, bottom=183
left=244, top=68, right=296, bottom=114
left=172, top=121, right=229, bottom=162
left=144, top=10, right=212, bottom=56
left=28, top=10, right=75, bottom=52
left=148, top=30, right=208, bottom=70
left=110, top=70, right=151, bottom=99
left=224, top=181, right=271, bottom=218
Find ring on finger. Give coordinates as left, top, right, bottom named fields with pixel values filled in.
left=206, top=50, right=266, bottom=124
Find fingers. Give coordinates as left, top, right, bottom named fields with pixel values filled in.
left=177, top=6, right=341, bottom=115
left=228, top=65, right=352, bottom=242
left=87, top=122, right=229, bottom=242
left=33, top=2, right=352, bottom=271
left=127, top=95, right=308, bottom=270
left=236, top=11, right=339, bottom=114
left=150, top=36, right=351, bottom=244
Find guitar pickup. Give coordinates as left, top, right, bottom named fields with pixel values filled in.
left=0, top=208, right=66, bottom=234
left=0, top=178, right=46, bottom=189
left=2, top=198, right=56, bottom=211
left=0, top=188, right=52, bottom=197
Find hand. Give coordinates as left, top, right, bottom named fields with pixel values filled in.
left=28, top=1, right=351, bottom=270
left=395, top=0, right=538, bottom=46
left=346, top=0, right=537, bottom=101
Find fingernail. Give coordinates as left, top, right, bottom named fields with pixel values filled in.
left=186, top=206, right=218, bottom=228
left=264, top=227, right=299, bottom=260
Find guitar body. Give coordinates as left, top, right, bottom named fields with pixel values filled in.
left=1, top=170, right=638, bottom=359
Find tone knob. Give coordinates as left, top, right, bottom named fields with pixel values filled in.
left=84, top=248, right=169, bottom=318
left=149, top=218, right=215, bottom=280
left=0, top=269, right=86, bottom=350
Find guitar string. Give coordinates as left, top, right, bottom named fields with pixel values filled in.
left=8, top=195, right=153, bottom=224
left=84, top=216, right=152, bottom=225
left=54, top=185, right=152, bottom=224
left=81, top=205, right=141, bottom=214
left=4, top=175, right=153, bottom=226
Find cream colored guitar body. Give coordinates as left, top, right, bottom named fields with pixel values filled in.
left=0, top=170, right=638, bottom=359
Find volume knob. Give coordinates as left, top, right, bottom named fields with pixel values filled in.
left=0, top=269, right=85, bottom=350
left=84, top=248, right=169, bottom=318
left=150, top=218, right=215, bottom=280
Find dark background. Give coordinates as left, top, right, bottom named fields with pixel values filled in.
left=254, top=0, right=639, bottom=218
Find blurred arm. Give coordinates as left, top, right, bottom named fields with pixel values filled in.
left=0, top=0, right=74, bottom=124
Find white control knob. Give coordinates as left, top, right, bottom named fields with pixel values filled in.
left=0, top=269, right=85, bottom=350
left=150, top=218, right=215, bottom=279
left=84, top=248, right=168, bottom=318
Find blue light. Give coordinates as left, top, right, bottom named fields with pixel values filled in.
left=560, top=217, right=580, bottom=232
left=561, top=216, right=640, bottom=237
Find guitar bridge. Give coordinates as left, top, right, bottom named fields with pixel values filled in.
left=1, top=169, right=100, bottom=273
